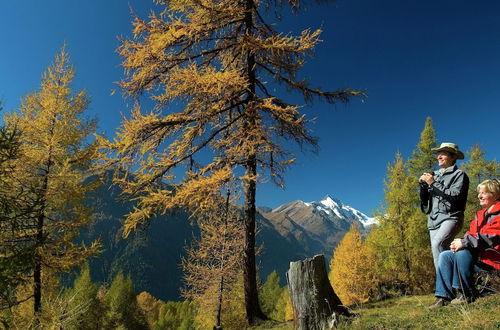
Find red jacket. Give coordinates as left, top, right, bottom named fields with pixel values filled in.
left=462, top=201, right=500, bottom=270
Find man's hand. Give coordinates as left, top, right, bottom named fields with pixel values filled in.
left=419, top=172, right=435, bottom=185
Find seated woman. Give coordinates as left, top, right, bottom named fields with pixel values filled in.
left=430, top=179, right=500, bottom=308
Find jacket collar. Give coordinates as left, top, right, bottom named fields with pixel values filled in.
left=486, top=201, right=500, bottom=216
left=436, top=164, right=457, bottom=176
left=480, top=201, right=500, bottom=223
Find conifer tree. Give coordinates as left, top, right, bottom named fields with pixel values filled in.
left=259, top=270, right=282, bottom=318
left=408, top=117, right=437, bottom=176
left=271, top=286, right=293, bottom=322
left=136, top=291, right=162, bottom=328
left=3, top=47, right=100, bottom=316
left=369, top=152, right=432, bottom=293
left=65, top=264, right=102, bottom=330
left=102, top=0, right=361, bottom=323
left=328, top=224, right=377, bottom=306
left=0, top=124, right=32, bottom=310
left=377, top=154, right=414, bottom=283
left=181, top=187, right=243, bottom=329
left=155, top=300, right=196, bottom=330
left=404, top=117, right=437, bottom=288
left=103, top=272, right=148, bottom=329
left=461, top=145, right=500, bottom=230
left=368, top=118, right=437, bottom=294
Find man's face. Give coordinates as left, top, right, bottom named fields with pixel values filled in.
left=437, top=151, right=457, bottom=168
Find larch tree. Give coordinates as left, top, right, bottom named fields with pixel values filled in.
left=102, top=272, right=148, bottom=329
left=65, top=264, right=102, bottom=330
left=259, top=270, right=282, bottom=318
left=461, top=145, right=499, bottom=231
left=0, top=124, right=33, bottom=310
left=404, top=117, right=436, bottom=290
left=181, top=187, right=244, bottom=329
left=370, top=118, right=438, bottom=294
left=273, top=286, right=293, bottom=322
left=372, top=153, right=418, bottom=290
left=407, top=117, right=437, bottom=177
left=102, top=0, right=361, bottom=323
left=328, top=224, right=377, bottom=306
left=3, top=48, right=100, bottom=317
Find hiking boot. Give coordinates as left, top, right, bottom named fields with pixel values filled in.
left=428, top=297, right=450, bottom=309
left=450, top=292, right=475, bottom=305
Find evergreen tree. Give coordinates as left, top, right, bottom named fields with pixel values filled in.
left=369, top=153, right=433, bottom=293
left=259, top=270, right=282, bottom=318
left=407, top=117, right=437, bottom=176
left=404, top=117, right=437, bottom=290
left=0, top=124, right=34, bottom=310
left=2, top=47, right=100, bottom=317
left=65, top=264, right=102, bottom=330
left=461, top=145, right=500, bottom=231
left=155, top=300, right=197, bottom=330
left=328, top=224, right=377, bottom=306
left=406, top=117, right=437, bottom=264
left=181, top=187, right=244, bottom=329
left=368, top=118, right=437, bottom=295
left=136, top=291, right=162, bottom=328
left=102, top=1, right=361, bottom=324
left=103, top=272, right=148, bottom=329
left=376, top=154, right=415, bottom=283
left=271, top=286, right=293, bottom=322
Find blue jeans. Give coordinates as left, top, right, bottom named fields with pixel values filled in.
left=435, top=249, right=476, bottom=299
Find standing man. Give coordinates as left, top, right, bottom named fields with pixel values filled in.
left=419, top=142, right=469, bottom=271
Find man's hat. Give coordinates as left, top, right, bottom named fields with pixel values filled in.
left=431, top=142, right=464, bottom=159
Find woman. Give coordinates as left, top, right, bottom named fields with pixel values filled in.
left=429, top=179, right=500, bottom=308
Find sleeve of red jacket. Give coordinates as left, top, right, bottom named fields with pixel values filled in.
left=461, top=215, right=500, bottom=251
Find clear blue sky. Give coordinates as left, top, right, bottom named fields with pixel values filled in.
left=1, top=0, right=499, bottom=215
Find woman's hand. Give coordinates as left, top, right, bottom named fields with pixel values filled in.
left=450, top=238, right=464, bottom=252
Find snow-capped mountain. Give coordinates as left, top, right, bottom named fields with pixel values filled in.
left=259, top=195, right=377, bottom=260
left=304, top=195, right=377, bottom=227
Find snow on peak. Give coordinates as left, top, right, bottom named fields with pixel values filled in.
left=320, top=195, right=339, bottom=209
left=309, top=195, right=377, bottom=227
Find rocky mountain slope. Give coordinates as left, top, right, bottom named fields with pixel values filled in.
left=80, top=184, right=375, bottom=301
left=259, top=195, right=376, bottom=259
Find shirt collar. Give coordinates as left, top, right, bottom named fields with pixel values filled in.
left=439, top=164, right=457, bottom=174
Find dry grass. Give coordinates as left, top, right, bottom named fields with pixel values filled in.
left=252, top=294, right=500, bottom=329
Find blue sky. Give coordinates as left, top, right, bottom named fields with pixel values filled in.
left=1, top=0, right=499, bottom=215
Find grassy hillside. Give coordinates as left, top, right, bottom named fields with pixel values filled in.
left=252, top=294, right=500, bottom=329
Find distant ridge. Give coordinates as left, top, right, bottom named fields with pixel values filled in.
left=81, top=182, right=376, bottom=301
left=259, top=195, right=377, bottom=268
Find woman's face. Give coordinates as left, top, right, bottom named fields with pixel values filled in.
left=477, top=187, right=498, bottom=208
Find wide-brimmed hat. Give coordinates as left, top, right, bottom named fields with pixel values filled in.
left=431, top=142, right=464, bottom=159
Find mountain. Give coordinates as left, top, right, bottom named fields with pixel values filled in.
left=79, top=183, right=375, bottom=301
left=258, top=195, right=376, bottom=260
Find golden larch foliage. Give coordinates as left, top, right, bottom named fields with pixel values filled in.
left=3, top=46, right=100, bottom=317
left=329, top=225, right=378, bottom=306
left=101, top=0, right=362, bottom=323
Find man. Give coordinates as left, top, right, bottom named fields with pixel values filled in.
left=419, top=142, right=469, bottom=271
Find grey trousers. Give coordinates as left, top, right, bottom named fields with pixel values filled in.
left=429, top=220, right=463, bottom=272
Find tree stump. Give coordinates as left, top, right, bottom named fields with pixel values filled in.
left=286, top=254, right=351, bottom=329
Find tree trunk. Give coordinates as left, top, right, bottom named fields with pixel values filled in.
left=286, top=255, right=351, bottom=329
left=241, top=0, right=266, bottom=325
left=243, top=155, right=266, bottom=324
left=34, top=174, right=49, bottom=316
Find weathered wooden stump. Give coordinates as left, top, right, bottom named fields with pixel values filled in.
left=286, top=254, right=351, bottom=329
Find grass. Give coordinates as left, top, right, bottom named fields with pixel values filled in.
left=251, top=294, right=500, bottom=329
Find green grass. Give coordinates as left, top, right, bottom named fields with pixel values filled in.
left=252, top=294, right=500, bottom=329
